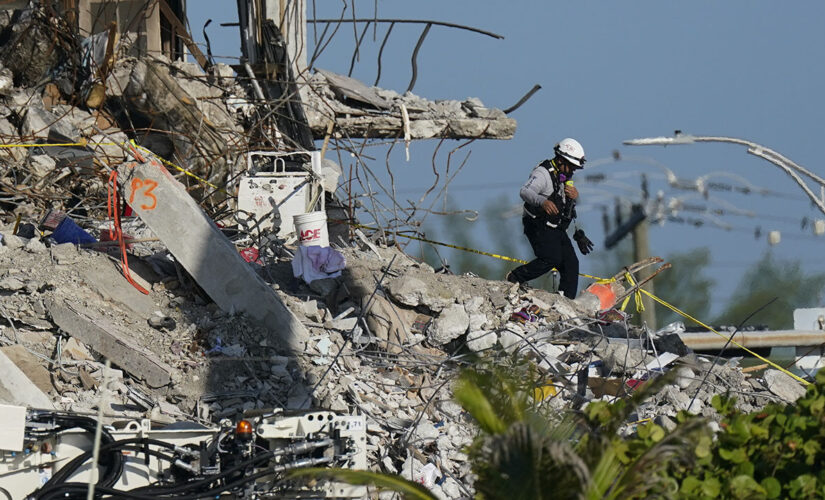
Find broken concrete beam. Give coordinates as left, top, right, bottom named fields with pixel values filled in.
left=763, top=369, right=807, bottom=403
left=316, top=69, right=390, bottom=109
left=116, top=153, right=309, bottom=351
left=47, top=298, right=174, bottom=388
left=0, top=348, right=54, bottom=409
left=315, top=116, right=516, bottom=140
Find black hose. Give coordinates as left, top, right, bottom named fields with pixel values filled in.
left=34, top=437, right=182, bottom=499
left=31, top=414, right=124, bottom=493
left=46, top=467, right=277, bottom=500
left=130, top=449, right=275, bottom=495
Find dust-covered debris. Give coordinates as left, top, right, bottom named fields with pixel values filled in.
left=0, top=4, right=810, bottom=499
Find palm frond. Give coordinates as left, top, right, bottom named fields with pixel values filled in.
left=584, top=445, right=626, bottom=500
left=454, top=371, right=508, bottom=434
left=473, top=422, right=591, bottom=500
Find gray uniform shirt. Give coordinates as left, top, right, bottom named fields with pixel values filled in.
left=520, top=161, right=566, bottom=220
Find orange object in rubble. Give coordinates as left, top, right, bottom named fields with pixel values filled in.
left=586, top=282, right=617, bottom=310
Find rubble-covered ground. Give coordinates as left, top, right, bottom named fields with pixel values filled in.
left=0, top=5, right=810, bottom=499
left=0, top=219, right=806, bottom=498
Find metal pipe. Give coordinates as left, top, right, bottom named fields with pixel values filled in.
left=679, top=330, right=825, bottom=350
left=308, top=18, right=504, bottom=39
left=243, top=62, right=266, bottom=101
left=503, top=84, right=542, bottom=114
left=407, top=23, right=432, bottom=93
left=373, top=21, right=395, bottom=86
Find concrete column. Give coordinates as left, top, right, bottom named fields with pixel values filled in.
left=117, top=151, right=310, bottom=352
left=265, top=0, right=307, bottom=76
left=77, top=0, right=91, bottom=36
left=145, top=0, right=161, bottom=57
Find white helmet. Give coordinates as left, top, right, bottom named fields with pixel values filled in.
left=554, top=138, right=586, bottom=168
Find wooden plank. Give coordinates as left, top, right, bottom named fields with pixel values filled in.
left=47, top=298, right=173, bottom=388
left=157, top=0, right=210, bottom=71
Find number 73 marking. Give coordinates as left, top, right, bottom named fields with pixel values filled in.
left=129, top=178, right=158, bottom=210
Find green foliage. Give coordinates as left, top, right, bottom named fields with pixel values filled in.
left=455, top=355, right=709, bottom=499
left=672, top=370, right=825, bottom=499
left=455, top=356, right=825, bottom=499
left=714, top=251, right=825, bottom=330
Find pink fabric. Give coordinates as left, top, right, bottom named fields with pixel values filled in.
left=292, top=245, right=346, bottom=283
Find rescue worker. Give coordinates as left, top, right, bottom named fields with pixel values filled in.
left=506, top=138, right=594, bottom=298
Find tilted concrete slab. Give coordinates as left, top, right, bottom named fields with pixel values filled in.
left=47, top=298, right=175, bottom=388
left=0, top=348, right=54, bottom=409
left=116, top=152, right=309, bottom=352
left=0, top=345, right=53, bottom=394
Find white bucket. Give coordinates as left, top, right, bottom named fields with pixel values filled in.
left=294, top=211, right=329, bottom=247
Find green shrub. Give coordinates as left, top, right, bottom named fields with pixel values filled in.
left=674, top=370, right=825, bottom=499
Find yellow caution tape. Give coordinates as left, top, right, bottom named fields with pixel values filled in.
left=0, top=141, right=90, bottom=148
left=341, top=219, right=809, bottom=386
left=343, top=221, right=531, bottom=265
left=344, top=221, right=629, bottom=284
left=0, top=140, right=223, bottom=193
left=620, top=272, right=644, bottom=313
left=132, top=145, right=223, bottom=192
left=639, top=288, right=811, bottom=386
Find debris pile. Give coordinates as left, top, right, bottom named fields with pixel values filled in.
left=0, top=4, right=810, bottom=499
left=0, top=224, right=805, bottom=498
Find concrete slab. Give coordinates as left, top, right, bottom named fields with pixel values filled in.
left=0, top=349, right=54, bottom=409
left=78, top=255, right=157, bottom=317
left=116, top=153, right=309, bottom=351
left=0, top=345, right=53, bottom=394
left=47, top=298, right=173, bottom=388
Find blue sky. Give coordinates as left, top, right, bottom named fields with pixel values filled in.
left=187, top=1, right=825, bottom=317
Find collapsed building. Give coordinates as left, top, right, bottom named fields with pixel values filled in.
left=0, top=1, right=813, bottom=498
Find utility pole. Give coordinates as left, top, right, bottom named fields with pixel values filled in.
left=631, top=205, right=656, bottom=329
left=603, top=175, right=657, bottom=330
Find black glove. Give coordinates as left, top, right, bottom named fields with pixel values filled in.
left=573, top=229, right=594, bottom=255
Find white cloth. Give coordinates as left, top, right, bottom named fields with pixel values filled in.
left=291, top=245, right=346, bottom=284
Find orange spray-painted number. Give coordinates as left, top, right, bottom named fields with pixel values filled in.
left=129, top=178, right=158, bottom=210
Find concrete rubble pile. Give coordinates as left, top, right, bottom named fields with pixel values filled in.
left=0, top=6, right=299, bottom=219
left=0, top=5, right=809, bottom=499
left=0, top=222, right=807, bottom=498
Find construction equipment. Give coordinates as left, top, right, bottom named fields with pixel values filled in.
left=237, top=151, right=323, bottom=240
left=0, top=406, right=366, bottom=499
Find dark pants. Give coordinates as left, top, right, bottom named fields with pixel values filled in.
left=509, top=216, right=579, bottom=298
